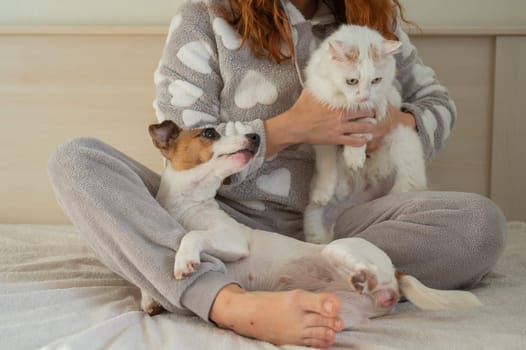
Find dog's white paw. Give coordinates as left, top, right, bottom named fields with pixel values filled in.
left=323, top=239, right=381, bottom=294
left=173, top=249, right=201, bottom=280
left=349, top=268, right=378, bottom=294
left=140, top=290, right=164, bottom=316
left=343, top=145, right=366, bottom=171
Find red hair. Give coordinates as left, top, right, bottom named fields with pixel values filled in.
left=222, top=0, right=412, bottom=63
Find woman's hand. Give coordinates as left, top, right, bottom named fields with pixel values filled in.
left=264, top=89, right=376, bottom=157
left=365, top=103, right=417, bottom=155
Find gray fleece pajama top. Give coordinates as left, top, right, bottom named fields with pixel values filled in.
left=153, top=0, right=456, bottom=226
left=154, top=0, right=456, bottom=310
left=49, top=0, right=506, bottom=323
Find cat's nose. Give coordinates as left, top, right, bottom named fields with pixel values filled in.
left=360, top=96, right=370, bottom=102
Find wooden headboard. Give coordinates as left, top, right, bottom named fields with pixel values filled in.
left=1, top=26, right=524, bottom=223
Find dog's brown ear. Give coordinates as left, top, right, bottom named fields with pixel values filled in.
left=395, top=271, right=406, bottom=281
left=148, top=120, right=181, bottom=150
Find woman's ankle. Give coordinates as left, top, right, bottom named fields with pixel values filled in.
left=209, top=283, right=246, bottom=328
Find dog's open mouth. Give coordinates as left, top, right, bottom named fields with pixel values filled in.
left=219, top=148, right=256, bottom=158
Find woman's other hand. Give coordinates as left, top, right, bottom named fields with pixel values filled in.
left=365, top=103, right=417, bottom=155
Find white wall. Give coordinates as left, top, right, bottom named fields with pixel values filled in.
left=0, top=0, right=525, bottom=27
left=402, top=0, right=526, bottom=28
left=0, top=0, right=181, bottom=25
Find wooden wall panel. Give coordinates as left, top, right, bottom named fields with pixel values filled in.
left=0, top=30, right=523, bottom=223
left=411, top=36, right=495, bottom=196
left=0, top=34, right=165, bottom=223
left=491, top=37, right=526, bottom=221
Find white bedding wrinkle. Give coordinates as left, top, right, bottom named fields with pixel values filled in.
left=0, top=223, right=525, bottom=350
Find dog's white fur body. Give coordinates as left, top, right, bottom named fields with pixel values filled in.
left=304, top=25, right=427, bottom=244
left=141, top=121, right=481, bottom=325
left=146, top=148, right=401, bottom=323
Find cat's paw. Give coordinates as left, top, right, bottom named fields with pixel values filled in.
left=310, top=187, right=334, bottom=206
left=173, top=248, right=201, bottom=280
left=140, top=290, right=164, bottom=316
left=310, top=179, right=336, bottom=205
left=343, top=146, right=366, bottom=171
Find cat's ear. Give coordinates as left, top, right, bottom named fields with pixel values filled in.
left=382, top=40, right=402, bottom=56
left=328, top=40, right=346, bottom=61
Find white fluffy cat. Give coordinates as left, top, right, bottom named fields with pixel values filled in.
left=304, top=24, right=427, bottom=244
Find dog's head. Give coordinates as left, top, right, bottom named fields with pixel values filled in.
left=148, top=120, right=260, bottom=179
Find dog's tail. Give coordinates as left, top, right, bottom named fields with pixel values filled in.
left=396, top=272, right=482, bottom=310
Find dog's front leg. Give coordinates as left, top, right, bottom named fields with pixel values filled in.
left=174, top=228, right=249, bottom=279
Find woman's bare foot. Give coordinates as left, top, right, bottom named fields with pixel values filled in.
left=210, top=284, right=343, bottom=349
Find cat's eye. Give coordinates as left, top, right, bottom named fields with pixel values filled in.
left=372, top=77, right=383, bottom=84
left=201, top=128, right=219, bottom=140
left=346, top=78, right=359, bottom=86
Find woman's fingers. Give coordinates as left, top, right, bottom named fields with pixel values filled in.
left=342, top=109, right=375, bottom=121
left=337, top=135, right=369, bottom=147
left=339, top=120, right=376, bottom=135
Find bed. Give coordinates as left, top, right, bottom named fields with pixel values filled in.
left=1, top=222, right=525, bottom=350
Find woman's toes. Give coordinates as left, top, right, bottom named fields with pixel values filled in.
left=302, top=327, right=336, bottom=348
left=296, top=290, right=341, bottom=317
left=304, top=313, right=344, bottom=331
left=333, top=318, right=344, bottom=331
left=304, top=338, right=332, bottom=350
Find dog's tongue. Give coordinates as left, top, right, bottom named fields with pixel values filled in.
left=231, top=149, right=253, bottom=164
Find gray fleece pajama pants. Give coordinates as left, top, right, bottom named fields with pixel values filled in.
left=48, top=137, right=507, bottom=321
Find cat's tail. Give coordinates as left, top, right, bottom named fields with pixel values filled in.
left=396, top=272, right=482, bottom=310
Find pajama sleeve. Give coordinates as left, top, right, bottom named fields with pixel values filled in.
left=153, top=2, right=267, bottom=183
left=394, top=26, right=458, bottom=160
left=151, top=2, right=252, bottom=323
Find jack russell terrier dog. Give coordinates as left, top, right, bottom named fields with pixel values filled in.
left=141, top=120, right=481, bottom=325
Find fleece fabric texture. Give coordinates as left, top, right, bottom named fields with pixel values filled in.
left=48, top=0, right=503, bottom=322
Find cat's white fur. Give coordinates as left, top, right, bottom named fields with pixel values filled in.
left=304, top=25, right=427, bottom=244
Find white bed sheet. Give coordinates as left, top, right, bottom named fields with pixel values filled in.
left=1, top=222, right=525, bottom=350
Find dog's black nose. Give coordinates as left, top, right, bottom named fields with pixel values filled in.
left=246, top=133, right=260, bottom=147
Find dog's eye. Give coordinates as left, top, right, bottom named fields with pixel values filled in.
left=371, top=77, right=383, bottom=84
left=346, top=78, right=359, bottom=86
left=201, top=128, right=218, bottom=140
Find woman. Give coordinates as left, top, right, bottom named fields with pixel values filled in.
left=48, top=0, right=506, bottom=348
